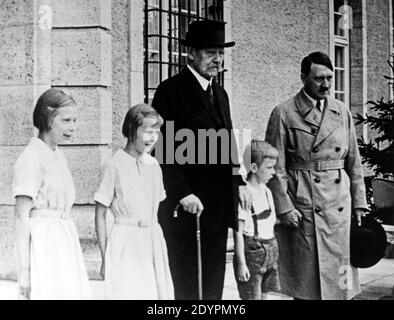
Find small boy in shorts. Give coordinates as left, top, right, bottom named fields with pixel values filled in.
left=233, top=139, right=281, bottom=300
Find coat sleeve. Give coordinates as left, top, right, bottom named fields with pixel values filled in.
left=345, top=110, right=368, bottom=211
left=265, top=106, right=296, bottom=216
left=152, top=82, right=193, bottom=207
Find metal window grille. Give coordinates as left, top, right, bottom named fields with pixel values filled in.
left=144, top=0, right=225, bottom=103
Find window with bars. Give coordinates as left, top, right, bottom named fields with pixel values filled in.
left=332, top=0, right=350, bottom=107
left=144, top=0, right=224, bottom=103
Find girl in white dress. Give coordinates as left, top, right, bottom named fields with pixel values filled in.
left=94, top=104, right=174, bottom=300
left=13, top=89, right=92, bottom=300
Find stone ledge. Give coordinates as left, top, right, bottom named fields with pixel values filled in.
left=52, top=0, right=111, bottom=30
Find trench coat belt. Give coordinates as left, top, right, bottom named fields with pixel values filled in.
left=30, top=209, right=70, bottom=219
left=288, top=159, right=345, bottom=171
left=114, top=216, right=157, bottom=228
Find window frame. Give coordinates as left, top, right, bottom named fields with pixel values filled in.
left=144, top=0, right=225, bottom=103
left=330, top=0, right=350, bottom=108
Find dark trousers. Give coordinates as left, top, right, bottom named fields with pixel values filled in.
left=162, top=224, right=228, bottom=300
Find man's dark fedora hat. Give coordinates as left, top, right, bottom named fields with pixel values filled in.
left=350, top=215, right=387, bottom=268
left=180, top=20, right=235, bottom=48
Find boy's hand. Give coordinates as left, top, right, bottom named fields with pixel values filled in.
left=280, top=209, right=302, bottom=228
left=236, top=264, right=250, bottom=282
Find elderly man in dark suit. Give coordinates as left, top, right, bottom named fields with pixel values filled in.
left=152, top=20, right=251, bottom=300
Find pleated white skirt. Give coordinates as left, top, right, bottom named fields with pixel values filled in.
left=28, top=215, right=92, bottom=300
left=105, top=223, right=174, bottom=300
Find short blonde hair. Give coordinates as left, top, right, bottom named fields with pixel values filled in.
left=122, top=103, right=163, bottom=142
left=243, top=139, right=278, bottom=172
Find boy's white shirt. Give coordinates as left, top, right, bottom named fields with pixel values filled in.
left=238, top=181, right=276, bottom=240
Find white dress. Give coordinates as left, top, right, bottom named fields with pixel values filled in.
left=13, top=137, right=92, bottom=300
left=94, top=150, right=174, bottom=300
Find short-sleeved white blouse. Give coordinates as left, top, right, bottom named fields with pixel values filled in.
left=94, top=149, right=166, bottom=220
left=13, top=137, right=75, bottom=211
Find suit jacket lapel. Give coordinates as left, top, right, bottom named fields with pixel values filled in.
left=313, top=96, right=341, bottom=148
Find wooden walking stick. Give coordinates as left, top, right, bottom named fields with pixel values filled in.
left=196, top=212, right=202, bottom=300
left=173, top=203, right=203, bottom=300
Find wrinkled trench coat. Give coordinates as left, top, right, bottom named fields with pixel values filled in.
left=266, top=90, right=368, bottom=300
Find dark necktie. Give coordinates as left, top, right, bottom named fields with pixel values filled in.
left=206, top=83, right=214, bottom=105
left=316, top=100, right=321, bottom=112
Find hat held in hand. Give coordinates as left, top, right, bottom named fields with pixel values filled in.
left=350, top=215, right=387, bottom=268
left=180, top=20, right=235, bottom=48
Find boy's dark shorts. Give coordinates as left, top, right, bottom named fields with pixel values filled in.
left=233, top=236, right=280, bottom=300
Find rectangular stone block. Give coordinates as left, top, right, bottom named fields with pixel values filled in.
left=54, top=87, right=112, bottom=144
left=0, top=85, right=50, bottom=146
left=0, top=235, right=16, bottom=279
left=52, top=0, right=111, bottom=29
left=0, top=0, right=34, bottom=27
left=0, top=25, right=34, bottom=85
left=0, top=146, right=25, bottom=205
left=111, top=0, right=131, bottom=149
left=63, top=145, right=112, bottom=204
left=51, top=28, right=111, bottom=86
left=0, top=206, right=16, bottom=280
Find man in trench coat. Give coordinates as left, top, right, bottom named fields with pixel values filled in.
left=265, top=52, right=368, bottom=300
left=152, top=20, right=250, bottom=300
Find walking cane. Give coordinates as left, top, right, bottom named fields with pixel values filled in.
left=196, top=212, right=202, bottom=300
left=173, top=203, right=203, bottom=300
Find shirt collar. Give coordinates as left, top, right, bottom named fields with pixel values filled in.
left=187, top=65, right=212, bottom=91
left=30, top=137, right=58, bottom=156
left=245, top=181, right=267, bottom=195
left=303, top=89, right=324, bottom=111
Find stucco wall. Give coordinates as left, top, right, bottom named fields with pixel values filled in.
left=366, top=0, right=391, bottom=103
left=231, top=0, right=330, bottom=138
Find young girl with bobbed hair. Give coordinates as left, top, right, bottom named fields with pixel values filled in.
left=13, top=88, right=92, bottom=300
left=94, top=103, right=174, bottom=299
